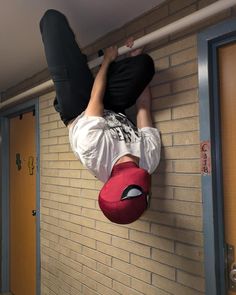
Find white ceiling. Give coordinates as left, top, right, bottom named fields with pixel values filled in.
left=0, top=0, right=165, bottom=93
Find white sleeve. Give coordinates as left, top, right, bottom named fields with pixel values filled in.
left=69, top=116, right=106, bottom=156
left=139, top=127, right=161, bottom=174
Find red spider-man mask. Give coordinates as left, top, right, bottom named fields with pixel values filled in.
left=98, top=161, right=150, bottom=224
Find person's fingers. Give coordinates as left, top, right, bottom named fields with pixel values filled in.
left=104, top=45, right=118, bottom=62
left=125, top=36, right=134, bottom=48
left=129, top=48, right=143, bottom=57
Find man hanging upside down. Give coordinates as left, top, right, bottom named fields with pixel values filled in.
left=39, top=9, right=161, bottom=224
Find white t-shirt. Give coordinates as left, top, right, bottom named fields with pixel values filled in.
left=69, top=110, right=161, bottom=183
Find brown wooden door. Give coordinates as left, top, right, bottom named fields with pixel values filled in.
left=218, top=42, right=236, bottom=295
left=9, top=111, right=36, bottom=295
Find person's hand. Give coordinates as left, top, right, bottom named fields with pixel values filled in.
left=103, top=46, right=118, bottom=63
left=126, top=37, right=134, bottom=49
left=125, top=37, right=144, bottom=56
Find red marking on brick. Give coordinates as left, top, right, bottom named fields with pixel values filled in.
left=201, top=141, right=211, bottom=176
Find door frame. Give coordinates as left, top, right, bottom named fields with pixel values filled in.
left=198, top=18, right=236, bottom=295
left=0, top=98, right=40, bottom=295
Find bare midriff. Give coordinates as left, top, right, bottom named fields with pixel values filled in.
left=115, top=154, right=139, bottom=166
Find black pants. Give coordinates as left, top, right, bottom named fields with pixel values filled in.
left=40, top=9, right=155, bottom=126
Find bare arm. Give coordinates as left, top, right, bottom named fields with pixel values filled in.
left=84, top=46, right=118, bottom=117
left=136, top=86, right=153, bottom=129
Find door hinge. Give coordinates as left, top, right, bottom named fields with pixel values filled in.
left=36, top=156, right=39, bottom=173
left=226, top=244, right=236, bottom=291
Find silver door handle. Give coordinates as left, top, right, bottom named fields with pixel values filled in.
left=230, top=264, right=236, bottom=283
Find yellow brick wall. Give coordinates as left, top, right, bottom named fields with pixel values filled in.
left=39, top=1, right=234, bottom=294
